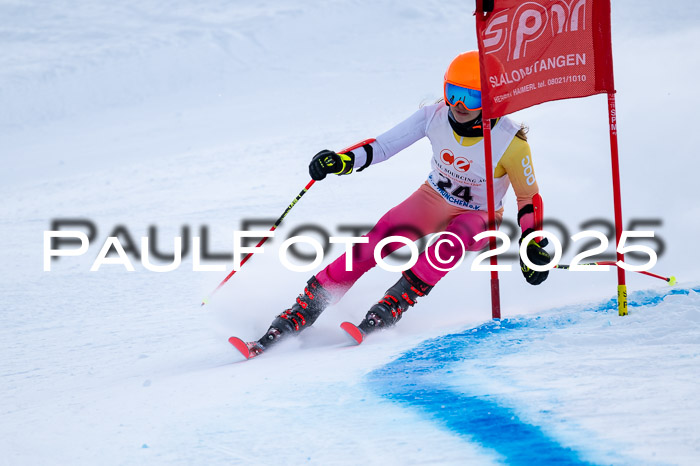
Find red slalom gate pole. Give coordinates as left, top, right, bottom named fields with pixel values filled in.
left=201, top=138, right=375, bottom=307
left=482, top=117, right=501, bottom=320
left=477, top=4, right=501, bottom=320
left=607, top=93, right=628, bottom=316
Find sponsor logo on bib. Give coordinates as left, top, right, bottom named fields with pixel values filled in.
left=440, top=149, right=471, bottom=173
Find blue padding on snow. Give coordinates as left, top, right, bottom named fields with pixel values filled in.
left=367, top=286, right=699, bottom=465
left=599, top=286, right=699, bottom=312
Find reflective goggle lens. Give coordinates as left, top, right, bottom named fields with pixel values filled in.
left=444, top=82, right=482, bottom=110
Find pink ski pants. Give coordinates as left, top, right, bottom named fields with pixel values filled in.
left=315, top=182, right=503, bottom=301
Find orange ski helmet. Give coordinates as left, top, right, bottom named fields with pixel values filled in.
left=443, top=51, right=482, bottom=111
left=444, top=50, right=481, bottom=90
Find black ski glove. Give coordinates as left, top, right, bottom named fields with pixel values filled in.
left=309, top=150, right=354, bottom=181
left=519, top=229, right=550, bottom=286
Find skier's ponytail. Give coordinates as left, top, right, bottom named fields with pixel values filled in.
left=515, top=124, right=528, bottom=141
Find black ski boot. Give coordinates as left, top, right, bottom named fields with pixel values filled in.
left=358, top=270, right=433, bottom=334
left=257, top=275, right=332, bottom=349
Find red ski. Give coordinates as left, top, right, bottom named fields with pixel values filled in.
left=228, top=336, right=265, bottom=359
left=340, top=321, right=365, bottom=345
left=230, top=323, right=366, bottom=360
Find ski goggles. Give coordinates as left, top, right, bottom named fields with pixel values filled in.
left=444, top=82, right=482, bottom=111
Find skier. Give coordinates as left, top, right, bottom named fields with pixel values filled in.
left=247, top=51, right=550, bottom=355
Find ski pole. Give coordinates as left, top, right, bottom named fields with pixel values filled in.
left=200, top=179, right=315, bottom=306
left=201, top=138, right=376, bottom=307
left=555, top=261, right=676, bottom=285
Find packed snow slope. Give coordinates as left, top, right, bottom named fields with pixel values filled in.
left=2, top=0, right=700, bottom=464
